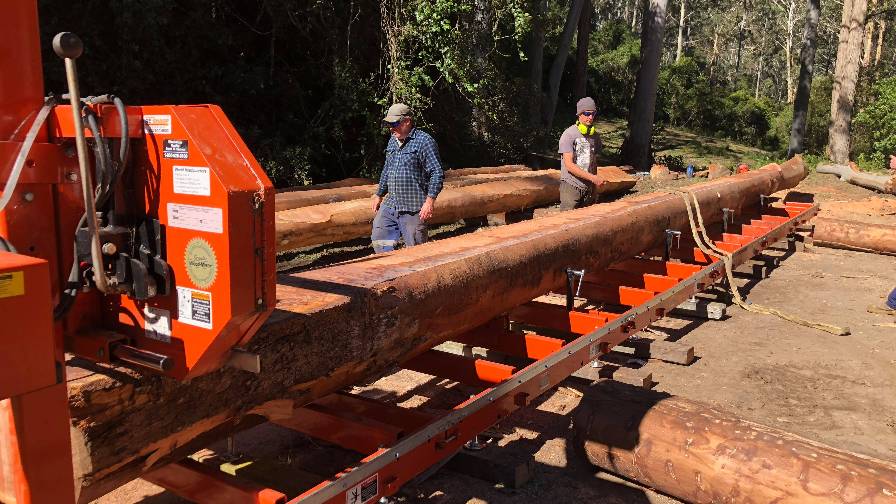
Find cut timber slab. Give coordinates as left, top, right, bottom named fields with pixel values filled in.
left=65, top=157, right=808, bottom=503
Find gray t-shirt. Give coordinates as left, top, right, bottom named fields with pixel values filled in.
left=558, top=124, right=602, bottom=190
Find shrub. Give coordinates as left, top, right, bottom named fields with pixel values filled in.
left=853, top=76, right=896, bottom=169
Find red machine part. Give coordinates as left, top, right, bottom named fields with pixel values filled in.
left=48, top=103, right=277, bottom=378
left=0, top=252, right=76, bottom=504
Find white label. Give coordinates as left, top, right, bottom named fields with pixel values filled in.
left=167, top=203, right=223, bottom=234
left=173, top=166, right=211, bottom=196
left=346, top=474, right=378, bottom=504
left=143, top=114, right=172, bottom=134
left=177, top=286, right=213, bottom=329
left=144, top=306, right=171, bottom=343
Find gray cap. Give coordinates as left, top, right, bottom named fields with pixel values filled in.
left=576, top=97, right=597, bottom=115
left=384, top=103, right=412, bottom=122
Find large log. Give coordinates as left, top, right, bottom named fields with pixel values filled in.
left=274, top=171, right=562, bottom=251
left=443, top=164, right=530, bottom=177
left=813, top=217, right=896, bottom=255
left=66, top=157, right=807, bottom=503
left=278, top=177, right=375, bottom=192
left=817, top=163, right=896, bottom=194
left=575, top=383, right=896, bottom=503
left=274, top=170, right=554, bottom=212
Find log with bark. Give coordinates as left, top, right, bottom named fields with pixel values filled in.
left=65, top=157, right=807, bottom=503
left=275, top=171, right=562, bottom=251
left=575, top=383, right=896, bottom=503
left=443, top=164, right=530, bottom=177
left=275, top=170, right=546, bottom=212
left=278, top=177, right=375, bottom=192
left=817, top=163, right=896, bottom=194
left=812, top=217, right=896, bottom=255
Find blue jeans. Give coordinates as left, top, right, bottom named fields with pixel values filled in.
left=888, top=287, right=896, bottom=310
left=371, top=205, right=428, bottom=253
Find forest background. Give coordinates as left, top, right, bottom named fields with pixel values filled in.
left=37, top=0, right=896, bottom=187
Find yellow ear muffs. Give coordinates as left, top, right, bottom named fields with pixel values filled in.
left=577, top=121, right=597, bottom=136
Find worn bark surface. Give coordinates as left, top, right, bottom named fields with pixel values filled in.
left=66, top=158, right=806, bottom=503
left=275, top=168, right=538, bottom=211
left=817, top=163, right=896, bottom=194
left=813, top=217, right=896, bottom=255
left=576, top=383, right=896, bottom=503
left=275, top=171, right=562, bottom=251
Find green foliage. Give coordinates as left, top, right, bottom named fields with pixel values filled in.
left=656, top=57, right=714, bottom=129
left=588, top=21, right=640, bottom=117
left=853, top=76, right=896, bottom=170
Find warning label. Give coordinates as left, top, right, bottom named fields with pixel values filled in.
left=177, top=287, right=212, bottom=329
left=346, top=474, right=378, bottom=504
left=163, top=139, right=189, bottom=159
left=0, top=271, right=24, bottom=298
left=143, top=114, right=172, bottom=135
left=144, top=306, right=172, bottom=343
left=173, top=166, right=211, bottom=196
left=167, top=203, right=223, bottom=234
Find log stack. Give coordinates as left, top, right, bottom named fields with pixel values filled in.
left=66, top=157, right=807, bottom=503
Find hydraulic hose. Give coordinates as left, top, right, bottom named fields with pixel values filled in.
left=0, top=99, right=55, bottom=213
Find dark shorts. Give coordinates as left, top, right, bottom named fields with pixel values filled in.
left=371, top=205, right=428, bottom=253
left=560, top=180, right=596, bottom=211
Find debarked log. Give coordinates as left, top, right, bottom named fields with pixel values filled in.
left=275, top=170, right=550, bottom=212
left=66, top=157, right=807, bottom=503
left=274, top=171, right=562, bottom=251
left=812, top=217, right=896, bottom=255
left=278, top=177, right=375, bottom=192
left=575, top=383, right=896, bottom=503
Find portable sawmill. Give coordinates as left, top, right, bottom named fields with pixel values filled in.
left=1, top=3, right=825, bottom=504
left=1, top=3, right=275, bottom=501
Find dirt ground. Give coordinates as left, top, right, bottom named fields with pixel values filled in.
left=98, top=173, right=896, bottom=504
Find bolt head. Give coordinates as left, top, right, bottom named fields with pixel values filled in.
left=23, top=192, right=34, bottom=202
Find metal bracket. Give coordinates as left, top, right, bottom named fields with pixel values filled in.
left=663, top=229, right=681, bottom=262
left=565, top=268, right=585, bottom=311
left=227, top=348, right=261, bottom=374
left=722, top=208, right=734, bottom=233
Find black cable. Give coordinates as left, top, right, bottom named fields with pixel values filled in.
left=0, top=236, right=17, bottom=254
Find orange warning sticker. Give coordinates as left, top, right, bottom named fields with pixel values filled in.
left=0, top=271, right=24, bottom=298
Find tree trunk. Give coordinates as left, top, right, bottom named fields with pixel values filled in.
left=709, top=28, right=720, bottom=81
left=528, top=0, right=547, bottom=124
left=575, top=384, right=896, bottom=504
left=755, top=55, right=763, bottom=99
left=787, top=0, right=821, bottom=157
left=675, top=0, right=686, bottom=61
left=875, top=19, right=887, bottom=64
left=863, top=0, right=878, bottom=65
left=574, top=0, right=594, bottom=99
left=380, top=0, right=403, bottom=101
left=827, top=0, right=869, bottom=164
left=621, top=0, right=669, bottom=171
left=632, top=0, right=641, bottom=31
left=785, top=0, right=797, bottom=103
left=542, top=0, right=586, bottom=127
left=65, top=159, right=808, bottom=503
left=735, top=0, right=749, bottom=74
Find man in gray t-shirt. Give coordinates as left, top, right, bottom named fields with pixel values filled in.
left=558, top=96, right=606, bottom=210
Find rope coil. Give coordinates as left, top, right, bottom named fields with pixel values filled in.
left=669, top=189, right=850, bottom=336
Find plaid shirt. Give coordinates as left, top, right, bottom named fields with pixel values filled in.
left=376, top=128, right=444, bottom=213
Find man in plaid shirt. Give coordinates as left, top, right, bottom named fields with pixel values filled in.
left=371, top=103, right=445, bottom=252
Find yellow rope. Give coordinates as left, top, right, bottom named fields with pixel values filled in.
left=668, top=189, right=850, bottom=336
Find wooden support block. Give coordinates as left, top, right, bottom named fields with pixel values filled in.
left=487, top=213, right=508, bottom=226
left=447, top=448, right=535, bottom=489
left=611, top=367, right=654, bottom=389
left=672, top=298, right=726, bottom=320
left=622, top=338, right=695, bottom=365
